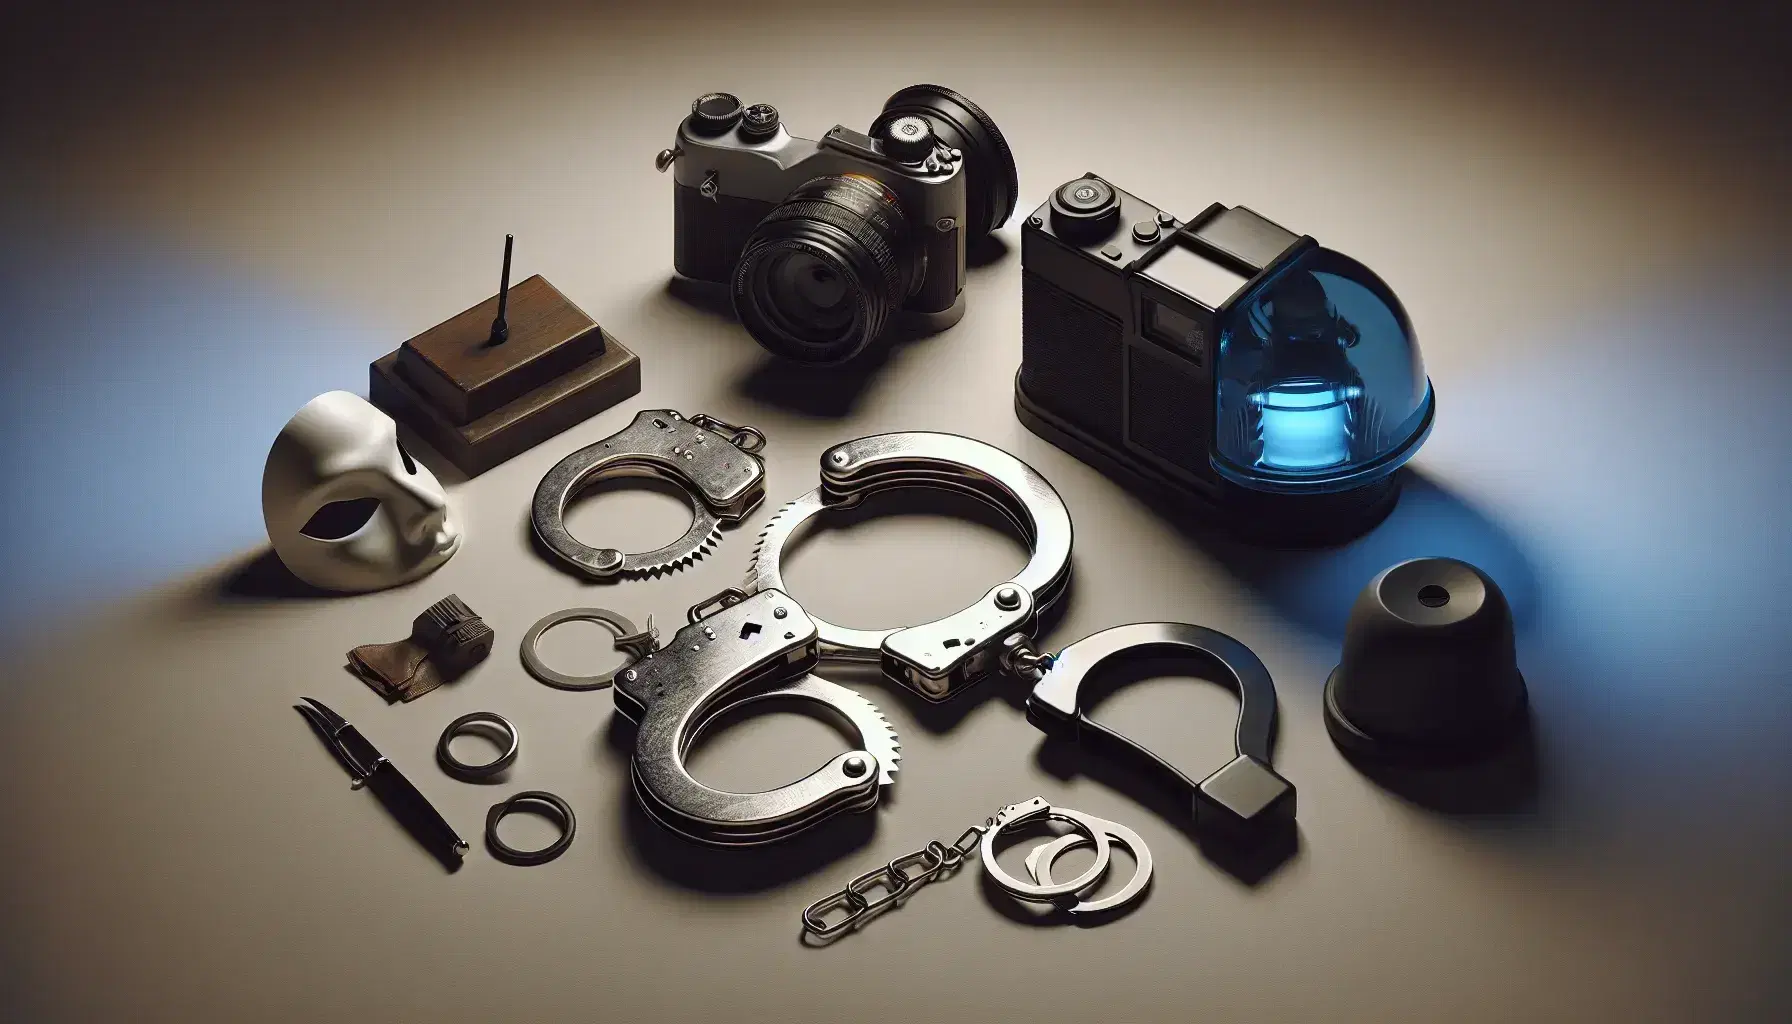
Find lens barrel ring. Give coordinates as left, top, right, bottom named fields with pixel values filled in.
left=872, top=84, right=1019, bottom=238
left=732, top=175, right=916, bottom=364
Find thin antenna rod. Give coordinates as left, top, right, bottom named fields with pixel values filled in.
left=489, top=234, right=514, bottom=344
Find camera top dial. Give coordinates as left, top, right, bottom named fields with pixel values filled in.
left=688, top=92, right=744, bottom=135
left=740, top=103, right=782, bottom=140
left=880, top=115, right=937, bottom=163
left=1049, top=176, right=1122, bottom=241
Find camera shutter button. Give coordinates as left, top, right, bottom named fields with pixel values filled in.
left=740, top=103, right=781, bottom=139
left=881, top=115, right=937, bottom=163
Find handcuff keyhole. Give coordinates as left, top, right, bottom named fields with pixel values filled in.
left=739, top=621, right=763, bottom=639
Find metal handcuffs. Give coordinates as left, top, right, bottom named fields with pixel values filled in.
left=748, top=431, right=1075, bottom=700
left=532, top=409, right=767, bottom=579
left=613, top=431, right=1293, bottom=848
left=613, top=588, right=902, bottom=846
left=607, top=433, right=1068, bottom=846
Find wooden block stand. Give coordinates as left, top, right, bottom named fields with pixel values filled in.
left=370, top=274, right=639, bottom=477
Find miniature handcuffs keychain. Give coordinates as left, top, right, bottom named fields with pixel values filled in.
left=532, top=409, right=766, bottom=579
left=801, top=796, right=1155, bottom=940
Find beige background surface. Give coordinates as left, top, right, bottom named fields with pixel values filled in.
left=1, top=2, right=1788, bottom=1021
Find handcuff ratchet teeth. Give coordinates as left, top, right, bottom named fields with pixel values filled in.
left=613, top=587, right=902, bottom=846
left=533, top=409, right=767, bottom=580
left=747, top=431, right=1074, bottom=700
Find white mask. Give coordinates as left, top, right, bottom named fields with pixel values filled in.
left=262, top=391, right=462, bottom=593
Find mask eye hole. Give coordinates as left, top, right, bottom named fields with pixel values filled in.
left=300, top=497, right=381, bottom=540
left=397, top=439, right=418, bottom=476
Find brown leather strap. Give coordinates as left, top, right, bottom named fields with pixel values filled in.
left=347, top=594, right=493, bottom=703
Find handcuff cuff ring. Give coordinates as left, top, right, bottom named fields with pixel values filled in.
left=485, top=791, right=577, bottom=866
left=747, top=432, right=1074, bottom=700
left=531, top=409, right=767, bottom=580
left=519, top=607, right=657, bottom=691
left=436, top=711, right=519, bottom=781
left=977, top=797, right=1114, bottom=903
left=1023, top=814, right=1154, bottom=915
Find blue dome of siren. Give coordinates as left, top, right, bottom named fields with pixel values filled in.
left=1212, top=247, right=1434, bottom=493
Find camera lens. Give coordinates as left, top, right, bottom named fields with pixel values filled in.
left=870, top=84, right=1019, bottom=238
left=732, top=174, right=919, bottom=364
left=1049, top=176, right=1121, bottom=240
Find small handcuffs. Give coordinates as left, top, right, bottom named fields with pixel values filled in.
left=520, top=607, right=658, bottom=691
left=801, top=797, right=1153, bottom=941
left=485, top=791, right=576, bottom=866
left=748, top=432, right=1074, bottom=700
left=532, top=409, right=766, bottom=580
left=436, top=711, right=519, bottom=781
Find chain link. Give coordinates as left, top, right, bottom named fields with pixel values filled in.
left=800, top=820, right=989, bottom=940
left=689, top=413, right=767, bottom=454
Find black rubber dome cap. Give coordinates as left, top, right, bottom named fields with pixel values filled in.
left=1324, top=557, right=1529, bottom=761
left=871, top=84, right=1019, bottom=238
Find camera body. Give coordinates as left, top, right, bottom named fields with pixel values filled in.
left=1017, top=175, right=1435, bottom=544
left=666, top=93, right=968, bottom=342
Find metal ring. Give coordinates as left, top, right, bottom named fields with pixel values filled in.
left=1024, top=815, right=1154, bottom=915
left=747, top=432, right=1073, bottom=660
left=979, top=805, right=1112, bottom=903
left=520, top=607, right=650, bottom=691
left=484, top=791, right=577, bottom=866
left=436, top=711, right=519, bottom=781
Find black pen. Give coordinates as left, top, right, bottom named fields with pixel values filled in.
left=295, top=697, right=468, bottom=870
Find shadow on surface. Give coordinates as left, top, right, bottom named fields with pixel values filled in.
left=967, top=232, right=1011, bottom=269
left=215, top=548, right=335, bottom=603
left=1111, top=467, right=1541, bottom=645
left=1338, top=713, right=1542, bottom=817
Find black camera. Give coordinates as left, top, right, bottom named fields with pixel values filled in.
left=657, top=85, right=1018, bottom=364
left=1016, top=175, right=1436, bottom=544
